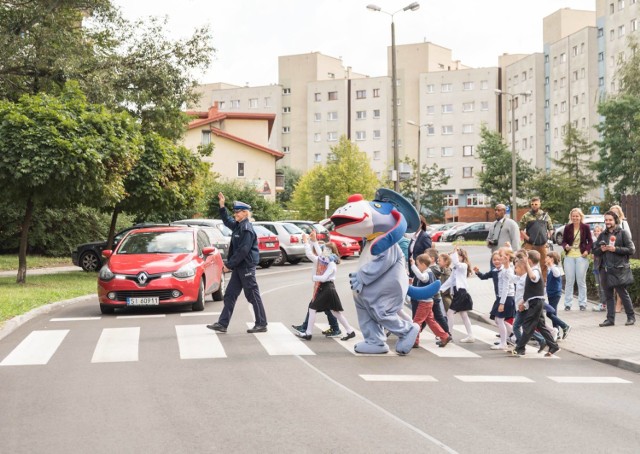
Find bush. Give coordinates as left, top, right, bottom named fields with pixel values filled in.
left=585, top=258, right=640, bottom=307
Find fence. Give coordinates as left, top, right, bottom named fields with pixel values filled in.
left=621, top=194, right=640, bottom=259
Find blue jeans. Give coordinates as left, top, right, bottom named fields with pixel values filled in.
left=544, top=301, right=568, bottom=329
left=564, top=256, right=589, bottom=308
left=512, top=311, right=544, bottom=344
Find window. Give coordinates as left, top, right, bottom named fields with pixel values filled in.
left=572, top=46, right=578, bottom=57
left=467, top=193, right=489, bottom=207
left=314, top=112, right=321, bottom=122
left=522, top=138, right=528, bottom=149
left=373, top=88, right=380, bottom=98
left=356, top=90, right=366, bottom=99
left=560, top=53, right=566, bottom=63
left=373, top=109, right=381, bottom=119
left=462, top=102, right=474, bottom=112
left=522, top=116, right=527, bottom=126
left=373, top=130, right=381, bottom=140
left=480, top=80, right=489, bottom=90
left=201, top=130, right=211, bottom=145
left=463, top=81, right=474, bottom=91
left=442, top=125, right=453, bottom=135
left=463, top=145, right=473, bottom=156
left=598, top=28, right=604, bottom=37
left=573, top=70, right=578, bottom=81
left=521, top=71, right=527, bottom=80
left=218, top=101, right=225, bottom=109
left=249, top=98, right=258, bottom=108
left=610, top=2, right=615, bottom=13
left=328, top=91, right=338, bottom=101
left=444, top=194, right=458, bottom=206
left=282, top=146, right=290, bottom=153
left=618, top=25, right=626, bottom=37
left=426, top=84, right=435, bottom=93
left=282, top=126, right=290, bottom=134
left=283, top=88, right=291, bottom=95
left=237, top=162, right=245, bottom=177
left=426, top=147, right=436, bottom=158
left=462, top=167, right=473, bottom=178
left=573, top=95, right=579, bottom=105
left=561, top=77, right=567, bottom=88
left=610, top=29, right=615, bottom=41
left=231, top=99, right=240, bottom=108
left=619, top=0, right=625, bottom=9
left=314, top=153, right=321, bottom=163
left=632, top=18, right=638, bottom=32
left=356, top=110, right=366, bottom=120
left=327, top=131, right=338, bottom=141
left=355, top=131, right=366, bottom=141
left=426, top=105, right=435, bottom=115
left=599, top=77, right=604, bottom=86
left=373, top=150, right=381, bottom=160
left=443, top=168, right=453, bottom=177
left=480, top=101, right=489, bottom=111
left=561, top=101, right=567, bottom=112
left=282, top=106, right=291, bottom=113
left=442, top=104, right=453, bottom=113
left=313, top=133, right=321, bottom=142
left=327, top=111, right=338, bottom=121
left=441, top=147, right=453, bottom=157
left=441, top=83, right=452, bottom=92
left=462, top=124, right=474, bottom=134
left=314, top=92, right=321, bottom=102
left=426, top=125, right=435, bottom=135
left=545, top=54, right=549, bottom=63
left=264, top=97, right=271, bottom=107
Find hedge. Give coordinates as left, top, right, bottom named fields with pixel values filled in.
left=584, top=258, right=640, bottom=308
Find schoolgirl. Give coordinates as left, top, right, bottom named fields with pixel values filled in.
left=440, top=247, right=474, bottom=343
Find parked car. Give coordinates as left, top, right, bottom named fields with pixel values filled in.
left=431, top=222, right=466, bottom=242
left=443, top=222, right=492, bottom=242
left=171, top=219, right=230, bottom=259
left=319, top=218, right=365, bottom=249
left=553, top=215, right=605, bottom=245
left=253, top=221, right=305, bottom=265
left=172, top=218, right=232, bottom=239
left=97, top=226, right=225, bottom=314
left=253, top=225, right=281, bottom=268
left=72, top=223, right=166, bottom=272
left=284, top=220, right=360, bottom=258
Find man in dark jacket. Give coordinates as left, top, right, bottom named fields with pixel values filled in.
left=594, top=211, right=636, bottom=327
left=207, top=193, right=268, bottom=333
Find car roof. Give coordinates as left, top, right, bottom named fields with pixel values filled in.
left=173, top=219, right=223, bottom=226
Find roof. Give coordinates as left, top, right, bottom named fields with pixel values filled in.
left=210, top=127, right=284, bottom=159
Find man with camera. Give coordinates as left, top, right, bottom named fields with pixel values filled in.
left=519, top=197, right=554, bottom=281
left=487, top=204, right=520, bottom=268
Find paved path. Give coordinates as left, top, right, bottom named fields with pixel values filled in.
left=0, top=266, right=80, bottom=277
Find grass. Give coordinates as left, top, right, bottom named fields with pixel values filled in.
left=0, top=255, right=73, bottom=271
left=449, top=240, right=486, bottom=246
left=0, top=272, right=97, bottom=324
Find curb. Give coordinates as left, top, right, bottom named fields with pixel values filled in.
left=0, top=294, right=96, bottom=342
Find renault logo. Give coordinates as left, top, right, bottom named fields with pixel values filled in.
left=137, top=272, right=149, bottom=285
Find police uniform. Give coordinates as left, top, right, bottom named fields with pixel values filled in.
left=216, top=201, right=268, bottom=330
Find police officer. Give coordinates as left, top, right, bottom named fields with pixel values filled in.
left=207, top=193, right=268, bottom=333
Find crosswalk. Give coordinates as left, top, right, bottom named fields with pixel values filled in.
left=0, top=321, right=561, bottom=367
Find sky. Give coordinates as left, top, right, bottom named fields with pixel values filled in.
left=112, top=0, right=596, bottom=87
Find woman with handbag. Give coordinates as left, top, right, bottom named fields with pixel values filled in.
left=561, top=208, right=593, bottom=311
left=609, top=205, right=632, bottom=313
left=594, top=211, right=636, bottom=327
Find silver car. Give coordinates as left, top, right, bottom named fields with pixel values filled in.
left=253, top=221, right=305, bottom=265
left=172, top=219, right=231, bottom=259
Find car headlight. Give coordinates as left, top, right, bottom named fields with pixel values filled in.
left=99, top=265, right=115, bottom=281
left=173, top=260, right=198, bottom=279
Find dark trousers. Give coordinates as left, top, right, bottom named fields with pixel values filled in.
left=218, top=266, right=267, bottom=327
left=432, top=298, right=450, bottom=334
left=546, top=293, right=567, bottom=329
left=515, top=298, right=558, bottom=353
left=600, top=271, right=635, bottom=323
left=301, top=307, right=339, bottom=331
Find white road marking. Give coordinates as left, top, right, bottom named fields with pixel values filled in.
left=116, top=314, right=165, bottom=319
left=548, top=376, right=632, bottom=384
left=91, top=327, right=140, bottom=363
left=0, top=330, right=69, bottom=366
left=418, top=331, right=481, bottom=358
left=315, top=323, right=394, bottom=356
left=360, top=374, right=438, bottom=382
left=455, top=375, right=534, bottom=383
left=50, top=317, right=101, bottom=322
left=176, top=325, right=226, bottom=359
left=180, top=311, right=221, bottom=317
left=247, top=322, right=315, bottom=356
left=454, top=323, right=500, bottom=346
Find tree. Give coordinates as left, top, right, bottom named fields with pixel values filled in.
left=0, top=83, right=141, bottom=283
left=291, top=136, right=379, bottom=220
left=203, top=179, right=286, bottom=222
left=476, top=124, right=535, bottom=206
left=396, top=157, right=449, bottom=222
left=524, top=169, right=577, bottom=223
left=275, top=166, right=301, bottom=209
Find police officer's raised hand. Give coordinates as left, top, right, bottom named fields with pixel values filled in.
left=218, top=192, right=225, bottom=208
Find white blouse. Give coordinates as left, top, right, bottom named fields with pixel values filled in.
left=440, top=251, right=468, bottom=294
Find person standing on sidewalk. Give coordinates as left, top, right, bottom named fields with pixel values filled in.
left=207, top=193, right=268, bottom=334
left=519, top=197, right=554, bottom=282
left=561, top=208, right=593, bottom=311
left=609, top=205, right=632, bottom=314
left=594, top=211, right=636, bottom=327
left=487, top=204, right=520, bottom=269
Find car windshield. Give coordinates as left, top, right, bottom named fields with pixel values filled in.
left=253, top=225, right=272, bottom=237
left=118, top=231, right=194, bottom=254
left=313, top=223, right=329, bottom=233
left=282, top=223, right=303, bottom=234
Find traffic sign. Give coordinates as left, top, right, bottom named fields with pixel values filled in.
left=590, top=206, right=600, bottom=214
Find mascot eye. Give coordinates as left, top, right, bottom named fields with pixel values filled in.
left=374, top=203, right=381, bottom=208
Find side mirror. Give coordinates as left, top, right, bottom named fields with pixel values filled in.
left=102, top=250, right=113, bottom=258
left=202, top=247, right=215, bottom=256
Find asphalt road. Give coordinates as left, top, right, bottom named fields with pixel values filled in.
left=1, top=247, right=639, bottom=453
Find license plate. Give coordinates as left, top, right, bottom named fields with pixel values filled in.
left=127, top=297, right=160, bottom=306
left=353, top=251, right=359, bottom=257
left=266, top=242, right=275, bottom=247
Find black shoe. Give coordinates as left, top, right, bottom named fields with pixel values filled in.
left=537, top=342, right=547, bottom=354
left=599, top=320, right=615, bottom=327
left=292, top=324, right=305, bottom=332
left=247, top=325, right=267, bottom=333
left=564, top=306, right=571, bottom=311
left=295, top=331, right=312, bottom=340
left=546, top=346, right=561, bottom=357
left=511, top=349, right=525, bottom=357
left=341, top=331, right=356, bottom=341
left=626, top=318, right=636, bottom=326
left=206, top=322, right=227, bottom=333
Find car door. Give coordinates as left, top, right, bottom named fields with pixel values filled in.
left=197, top=230, right=216, bottom=292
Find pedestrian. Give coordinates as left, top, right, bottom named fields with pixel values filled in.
left=594, top=211, right=636, bottom=327
left=561, top=208, right=593, bottom=311
left=473, top=251, right=501, bottom=300
left=511, top=256, right=546, bottom=350
left=512, top=250, right=560, bottom=357
left=441, top=246, right=475, bottom=343
left=409, top=254, right=451, bottom=348
left=291, top=231, right=341, bottom=338
left=487, top=204, right=521, bottom=268
left=295, top=239, right=356, bottom=341
left=591, top=224, right=607, bottom=312
left=408, top=215, right=433, bottom=318
left=425, top=248, right=450, bottom=337
left=437, top=252, right=453, bottom=312
left=519, top=197, right=554, bottom=282
left=489, top=248, right=516, bottom=350
left=609, top=205, right=632, bottom=313
left=207, top=193, right=268, bottom=334
left=544, top=251, right=571, bottom=339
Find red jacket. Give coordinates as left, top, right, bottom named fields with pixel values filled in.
left=561, top=222, right=593, bottom=254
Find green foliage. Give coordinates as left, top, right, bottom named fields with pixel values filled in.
left=586, top=259, right=640, bottom=307
left=524, top=170, right=578, bottom=223
left=475, top=124, right=535, bottom=206
left=276, top=166, right=302, bottom=208
left=552, top=123, right=597, bottom=206
left=291, top=136, right=379, bottom=220
left=203, top=179, right=286, bottom=222
left=396, top=157, right=449, bottom=222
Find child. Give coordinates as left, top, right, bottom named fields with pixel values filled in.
left=295, top=234, right=356, bottom=341
left=425, top=248, right=450, bottom=337
left=437, top=253, right=453, bottom=312
left=545, top=251, right=572, bottom=339
left=512, top=250, right=560, bottom=357
left=511, top=257, right=546, bottom=351
left=473, top=251, right=502, bottom=301
left=409, top=254, right=451, bottom=348
left=490, top=248, right=516, bottom=350
left=441, top=247, right=474, bottom=343
left=591, top=224, right=606, bottom=312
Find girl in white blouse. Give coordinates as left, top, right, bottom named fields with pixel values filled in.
left=441, top=247, right=475, bottom=343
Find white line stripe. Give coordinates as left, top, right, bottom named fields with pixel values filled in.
left=315, top=323, right=394, bottom=356
left=548, top=376, right=632, bottom=384
left=116, top=314, right=165, bottom=319
left=418, top=331, right=481, bottom=358
left=91, top=327, right=139, bottom=363
left=360, top=374, right=438, bottom=382
left=454, top=324, right=499, bottom=346
left=247, top=322, right=315, bottom=356
left=50, top=317, right=101, bottom=322
left=180, top=311, right=221, bottom=317
left=0, top=330, right=69, bottom=366
left=175, top=325, right=226, bottom=359
left=455, top=375, right=534, bottom=383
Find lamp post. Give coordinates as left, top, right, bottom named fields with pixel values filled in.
left=494, top=89, right=531, bottom=218
left=367, top=2, right=420, bottom=192
left=407, top=120, right=432, bottom=214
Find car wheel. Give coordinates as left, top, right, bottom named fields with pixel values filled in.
left=80, top=251, right=101, bottom=272
left=288, top=258, right=302, bottom=265
left=556, top=232, right=563, bottom=245
left=274, top=249, right=287, bottom=266
left=455, top=235, right=465, bottom=242
left=259, top=260, right=273, bottom=269
left=192, top=278, right=205, bottom=311
left=212, top=273, right=225, bottom=301
left=100, top=304, right=115, bottom=315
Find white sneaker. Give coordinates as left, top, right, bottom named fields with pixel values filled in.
left=490, top=344, right=507, bottom=350
left=460, top=336, right=475, bottom=343
left=552, top=328, right=559, bottom=341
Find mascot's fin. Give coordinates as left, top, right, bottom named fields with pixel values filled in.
left=370, top=210, right=406, bottom=256
left=374, top=188, right=420, bottom=233
left=407, top=281, right=441, bottom=301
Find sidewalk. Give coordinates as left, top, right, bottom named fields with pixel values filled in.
left=0, top=265, right=80, bottom=277
left=466, top=275, right=640, bottom=373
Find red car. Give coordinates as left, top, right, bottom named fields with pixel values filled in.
left=286, top=220, right=360, bottom=258
left=97, top=226, right=225, bottom=314
left=253, top=225, right=280, bottom=268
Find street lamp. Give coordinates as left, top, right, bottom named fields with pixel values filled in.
left=407, top=120, right=432, bottom=214
left=494, top=88, right=532, bottom=219
left=367, top=2, right=420, bottom=191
